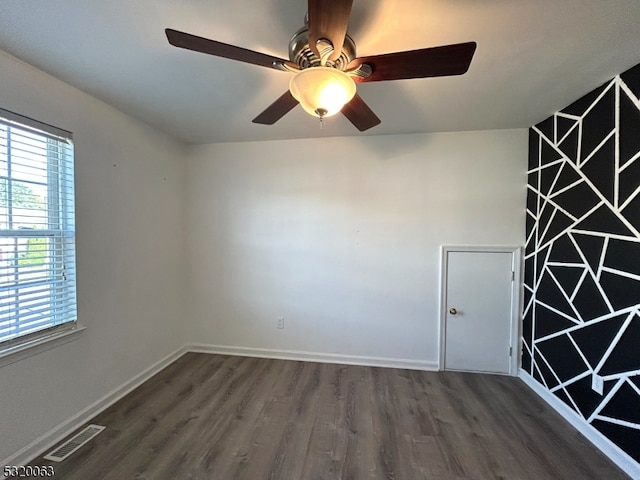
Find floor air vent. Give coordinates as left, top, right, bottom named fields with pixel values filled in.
left=44, top=424, right=105, bottom=462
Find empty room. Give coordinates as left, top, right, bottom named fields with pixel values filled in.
left=1, top=1, right=639, bottom=479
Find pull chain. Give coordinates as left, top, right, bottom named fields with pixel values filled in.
left=314, top=108, right=328, bottom=129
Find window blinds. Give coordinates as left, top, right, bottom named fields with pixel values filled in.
left=0, top=108, right=77, bottom=347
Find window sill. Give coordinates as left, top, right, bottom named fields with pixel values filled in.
left=0, top=324, right=86, bottom=368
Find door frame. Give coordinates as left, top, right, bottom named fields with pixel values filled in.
left=438, top=245, right=523, bottom=376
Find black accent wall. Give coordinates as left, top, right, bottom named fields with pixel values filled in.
left=524, top=63, right=640, bottom=463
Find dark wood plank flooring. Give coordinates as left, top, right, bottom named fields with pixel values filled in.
left=26, top=353, right=629, bottom=479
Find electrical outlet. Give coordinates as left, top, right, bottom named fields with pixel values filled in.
left=276, top=317, right=285, bottom=329
left=592, top=374, right=604, bottom=395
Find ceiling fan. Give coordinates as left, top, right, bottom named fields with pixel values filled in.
left=166, top=0, right=476, bottom=132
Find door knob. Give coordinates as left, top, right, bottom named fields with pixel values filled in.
left=449, top=307, right=457, bottom=315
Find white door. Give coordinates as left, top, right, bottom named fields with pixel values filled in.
left=442, top=249, right=516, bottom=374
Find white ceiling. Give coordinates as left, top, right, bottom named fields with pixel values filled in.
left=0, top=1, right=639, bottom=145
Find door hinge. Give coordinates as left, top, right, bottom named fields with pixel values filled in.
left=509, top=346, right=513, bottom=356
left=511, top=270, right=515, bottom=281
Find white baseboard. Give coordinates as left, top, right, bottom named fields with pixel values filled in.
left=519, top=370, right=640, bottom=479
left=2, top=345, right=188, bottom=470
left=188, top=344, right=439, bottom=371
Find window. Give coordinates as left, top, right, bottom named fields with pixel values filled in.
left=0, top=108, right=78, bottom=354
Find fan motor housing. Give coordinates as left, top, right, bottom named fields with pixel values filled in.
left=288, top=26, right=356, bottom=70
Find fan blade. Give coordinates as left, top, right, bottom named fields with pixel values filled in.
left=341, top=94, right=381, bottom=131
left=253, top=91, right=299, bottom=125
left=349, top=42, right=477, bottom=82
left=166, top=28, right=294, bottom=70
left=308, top=0, right=353, bottom=61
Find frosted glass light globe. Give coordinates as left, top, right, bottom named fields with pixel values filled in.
left=289, top=67, right=357, bottom=118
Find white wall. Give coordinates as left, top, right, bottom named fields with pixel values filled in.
left=186, top=130, right=528, bottom=365
left=0, top=50, right=186, bottom=462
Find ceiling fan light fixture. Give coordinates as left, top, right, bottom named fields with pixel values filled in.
left=289, top=66, right=356, bottom=118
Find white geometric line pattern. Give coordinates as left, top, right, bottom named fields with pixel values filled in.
left=524, top=62, right=640, bottom=464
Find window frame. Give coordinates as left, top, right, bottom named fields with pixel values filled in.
left=0, top=108, right=81, bottom=363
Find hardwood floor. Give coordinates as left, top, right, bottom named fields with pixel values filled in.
left=28, top=353, right=629, bottom=479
